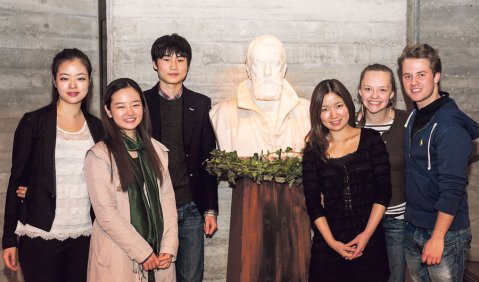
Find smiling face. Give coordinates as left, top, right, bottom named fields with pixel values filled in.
left=401, top=58, right=440, bottom=109
left=105, top=87, right=143, bottom=139
left=54, top=59, right=90, bottom=107
left=320, top=92, right=350, bottom=132
left=359, top=70, right=395, bottom=114
left=153, top=53, right=188, bottom=88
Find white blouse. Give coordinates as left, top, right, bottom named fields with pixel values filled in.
left=16, top=122, right=95, bottom=240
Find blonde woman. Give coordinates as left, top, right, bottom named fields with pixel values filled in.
left=356, top=64, right=408, bottom=282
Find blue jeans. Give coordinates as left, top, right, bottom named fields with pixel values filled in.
left=382, top=217, right=406, bottom=282
left=404, top=222, right=471, bottom=282
left=176, top=202, right=204, bottom=282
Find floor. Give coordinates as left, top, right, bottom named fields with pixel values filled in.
left=465, top=262, right=479, bottom=282
left=0, top=193, right=478, bottom=282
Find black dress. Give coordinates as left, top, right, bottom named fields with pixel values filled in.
left=303, top=128, right=391, bottom=282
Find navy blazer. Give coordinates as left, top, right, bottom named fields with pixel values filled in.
left=2, top=104, right=103, bottom=248
left=144, top=83, right=218, bottom=215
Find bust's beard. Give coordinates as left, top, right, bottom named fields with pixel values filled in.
left=252, top=82, right=282, bottom=101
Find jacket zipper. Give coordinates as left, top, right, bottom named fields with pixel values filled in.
left=408, top=124, right=430, bottom=157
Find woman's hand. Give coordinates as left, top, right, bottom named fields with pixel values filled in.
left=346, top=232, right=371, bottom=260
left=313, top=217, right=356, bottom=260
left=142, top=253, right=159, bottom=271
left=16, top=186, right=27, bottom=199
left=345, top=204, right=386, bottom=260
left=2, top=247, right=20, bottom=271
left=157, top=253, right=173, bottom=269
left=328, top=240, right=357, bottom=260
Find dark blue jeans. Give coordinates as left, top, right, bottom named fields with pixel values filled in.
left=404, top=222, right=471, bottom=282
left=176, top=202, right=204, bottom=282
left=382, top=217, right=406, bottom=282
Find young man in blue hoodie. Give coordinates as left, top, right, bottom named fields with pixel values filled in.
left=398, top=43, right=478, bottom=282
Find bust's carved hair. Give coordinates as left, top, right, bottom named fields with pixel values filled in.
left=246, top=35, right=287, bottom=70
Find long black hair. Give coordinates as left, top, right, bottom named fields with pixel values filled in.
left=101, top=78, right=163, bottom=190
left=50, top=48, right=93, bottom=112
left=305, top=79, right=356, bottom=160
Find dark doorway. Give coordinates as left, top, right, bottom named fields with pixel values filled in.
left=99, top=0, right=107, bottom=97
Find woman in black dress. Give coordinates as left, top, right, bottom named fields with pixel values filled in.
left=303, top=79, right=391, bottom=282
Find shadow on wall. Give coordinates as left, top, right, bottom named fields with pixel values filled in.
left=0, top=196, right=23, bottom=281
left=467, top=140, right=479, bottom=263
left=1, top=268, right=23, bottom=282
left=465, top=141, right=479, bottom=280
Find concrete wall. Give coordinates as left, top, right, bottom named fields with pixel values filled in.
left=106, top=0, right=408, bottom=106
left=418, top=0, right=479, bottom=122
left=107, top=1, right=407, bottom=280
left=415, top=0, right=479, bottom=262
left=0, top=1, right=99, bottom=280
left=0, top=0, right=100, bottom=193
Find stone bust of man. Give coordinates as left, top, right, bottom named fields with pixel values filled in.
left=210, top=35, right=310, bottom=156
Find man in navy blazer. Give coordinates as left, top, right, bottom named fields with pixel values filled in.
left=143, top=33, right=218, bottom=282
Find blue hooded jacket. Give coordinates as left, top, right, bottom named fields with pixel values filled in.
left=404, top=92, right=479, bottom=231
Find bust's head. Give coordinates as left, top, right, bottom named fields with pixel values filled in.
left=246, top=35, right=287, bottom=101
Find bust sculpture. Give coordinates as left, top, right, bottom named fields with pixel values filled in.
left=209, top=35, right=311, bottom=281
left=210, top=34, right=310, bottom=156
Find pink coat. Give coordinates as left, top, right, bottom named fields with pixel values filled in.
left=84, top=140, right=178, bottom=281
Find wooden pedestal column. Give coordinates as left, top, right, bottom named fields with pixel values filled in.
left=226, top=178, right=311, bottom=282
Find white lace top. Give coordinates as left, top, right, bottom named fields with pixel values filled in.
left=15, top=122, right=95, bottom=240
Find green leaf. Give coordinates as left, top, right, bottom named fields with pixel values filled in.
left=204, top=148, right=304, bottom=187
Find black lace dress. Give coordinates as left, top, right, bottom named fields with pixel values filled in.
left=303, top=128, right=391, bottom=282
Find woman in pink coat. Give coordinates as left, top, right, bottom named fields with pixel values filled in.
left=84, top=78, right=178, bottom=281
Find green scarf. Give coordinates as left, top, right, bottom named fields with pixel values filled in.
left=122, top=132, right=164, bottom=258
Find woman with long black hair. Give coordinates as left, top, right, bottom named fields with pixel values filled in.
left=303, top=79, right=391, bottom=282
left=84, top=78, right=178, bottom=281
left=2, top=48, right=103, bottom=281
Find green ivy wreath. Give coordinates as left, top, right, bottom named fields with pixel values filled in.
left=204, top=147, right=303, bottom=187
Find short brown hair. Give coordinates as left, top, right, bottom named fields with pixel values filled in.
left=397, top=44, right=442, bottom=77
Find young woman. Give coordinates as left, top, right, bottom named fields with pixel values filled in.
left=84, top=78, right=178, bottom=281
left=2, top=49, right=103, bottom=281
left=303, top=79, right=391, bottom=282
left=357, top=64, right=409, bottom=282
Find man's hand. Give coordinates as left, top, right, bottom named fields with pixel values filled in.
left=422, top=236, right=444, bottom=265
left=421, top=211, right=454, bottom=265
left=204, top=215, right=218, bottom=237
left=3, top=247, right=20, bottom=271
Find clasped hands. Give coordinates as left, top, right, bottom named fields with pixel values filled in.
left=143, top=252, right=173, bottom=271
left=329, top=232, right=370, bottom=261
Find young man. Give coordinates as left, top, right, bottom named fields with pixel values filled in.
left=144, top=33, right=218, bottom=282
left=398, top=43, right=478, bottom=282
